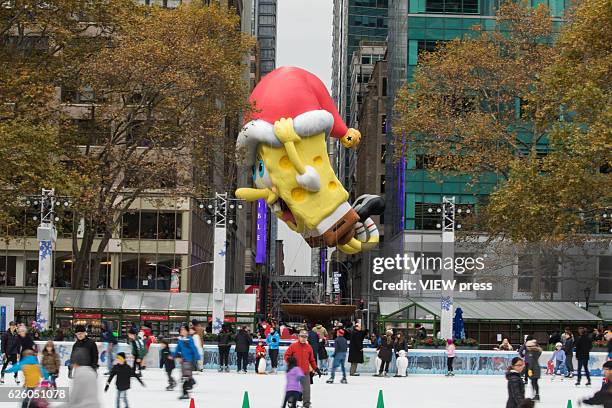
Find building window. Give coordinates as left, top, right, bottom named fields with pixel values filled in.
left=258, top=15, right=275, bottom=25
left=381, top=114, right=387, bottom=134
left=122, top=212, right=139, bottom=239
left=258, top=26, right=275, bottom=36
left=599, top=256, right=612, bottom=294
left=260, top=49, right=275, bottom=59
left=382, top=77, right=387, bottom=96
left=25, top=259, right=38, bottom=287
left=380, top=144, right=386, bottom=164
left=380, top=175, right=385, bottom=194
left=140, top=211, right=157, bottom=239
left=425, top=0, right=478, bottom=13
left=517, top=255, right=559, bottom=294
left=415, top=203, right=442, bottom=230
left=0, top=256, right=17, bottom=286
left=259, top=4, right=275, bottom=13
left=53, top=253, right=72, bottom=288
left=120, top=253, right=178, bottom=290
left=361, top=55, right=371, bottom=64
left=120, top=253, right=138, bottom=289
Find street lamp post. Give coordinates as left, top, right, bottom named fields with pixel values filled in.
left=28, top=189, right=70, bottom=330
left=440, top=196, right=455, bottom=340
left=584, top=287, right=591, bottom=311
left=197, top=193, right=244, bottom=334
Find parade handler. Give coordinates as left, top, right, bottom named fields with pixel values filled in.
left=284, top=329, right=321, bottom=408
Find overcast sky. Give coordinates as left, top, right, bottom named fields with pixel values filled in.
left=276, top=0, right=333, bottom=91
left=275, top=0, right=333, bottom=275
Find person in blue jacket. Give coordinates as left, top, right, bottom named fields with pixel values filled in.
left=266, top=326, right=281, bottom=374
left=172, top=325, right=201, bottom=400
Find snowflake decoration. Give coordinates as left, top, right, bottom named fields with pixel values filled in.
left=441, top=296, right=453, bottom=311
left=212, top=317, right=223, bottom=332
left=35, top=311, right=48, bottom=330
left=218, top=248, right=226, bottom=257
left=39, top=240, right=52, bottom=261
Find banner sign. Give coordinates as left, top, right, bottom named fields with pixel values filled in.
left=141, top=315, right=168, bottom=321
left=255, top=199, right=267, bottom=264
left=73, top=313, right=102, bottom=319
left=170, top=268, right=180, bottom=293
left=332, top=271, right=341, bottom=294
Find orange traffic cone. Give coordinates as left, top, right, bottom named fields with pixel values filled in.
left=189, top=398, right=195, bottom=408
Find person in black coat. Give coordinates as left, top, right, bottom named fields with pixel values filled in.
left=159, top=340, right=176, bottom=390
left=563, top=331, right=575, bottom=378
left=16, top=326, right=36, bottom=356
left=105, top=352, right=145, bottom=407
left=506, top=357, right=533, bottom=408
left=217, top=326, right=232, bottom=373
left=575, top=326, right=592, bottom=386
left=348, top=322, right=366, bottom=376
left=234, top=326, right=251, bottom=373
left=582, top=360, right=612, bottom=407
left=1, top=322, right=19, bottom=384
left=375, top=330, right=394, bottom=377
left=307, top=327, right=319, bottom=358
left=69, top=325, right=99, bottom=377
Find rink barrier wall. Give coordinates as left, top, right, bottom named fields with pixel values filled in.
left=33, top=341, right=607, bottom=376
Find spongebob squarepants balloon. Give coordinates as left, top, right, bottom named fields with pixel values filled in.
left=236, top=67, right=384, bottom=255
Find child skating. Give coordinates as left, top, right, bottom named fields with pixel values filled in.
left=446, top=339, right=456, bottom=376
left=160, top=339, right=176, bottom=390
left=550, top=342, right=566, bottom=380
left=5, top=349, right=49, bottom=408
left=105, top=352, right=145, bottom=408
left=173, top=325, right=201, bottom=400
left=41, top=340, right=61, bottom=389
left=282, top=356, right=305, bottom=408
left=128, top=329, right=146, bottom=378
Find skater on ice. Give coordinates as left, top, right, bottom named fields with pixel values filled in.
left=550, top=342, right=567, bottom=379
left=446, top=339, right=456, bottom=376
left=217, top=325, right=232, bottom=373
left=575, top=327, right=593, bottom=386
left=348, top=322, right=366, bottom=377
left=326, top=328, right=348, bottom=384
left=235, top=326, right=252, bottom=374
left=41, top=340, right=61, bottom=389
left=374, top=330, right=394, bottom=377
left=127, top=329, right=146, bottom=378
left=173, top=325, right=201, bottom=400
left=267, top=325, right=281, bottom=374
left=282, top=356, right=305, bottom=408
left=1, top=321, right=19, bottom=384
left=505, top=357, right=533, bottom=408
left=579, top=360, right=612, bottom=407
left=525, top=339, right=542, bottom=401
left=105, top=352, right=145, bottom=408
left=69, top=325, right=98, bottom=378
left=5, top=349, right=49, bottom=408
left=159, top=339, right=176, bottom=391
left=284, top=329, right=321, bottom=408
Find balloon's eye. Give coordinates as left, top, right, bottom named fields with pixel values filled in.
left=252, top=165, right=256, bottom=181
left=258, top=160, right=265, bottom=177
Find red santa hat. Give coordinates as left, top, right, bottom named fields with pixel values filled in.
left=237, top=66, right=350, bottom=166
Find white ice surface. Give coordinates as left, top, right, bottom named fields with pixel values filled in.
left=0, top=368, right=602, bottom=408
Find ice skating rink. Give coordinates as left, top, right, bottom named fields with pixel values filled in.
left=0, top=368, right=601, bottom=408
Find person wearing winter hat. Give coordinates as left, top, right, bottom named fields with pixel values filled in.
left=580, top=360, right=612, bottom=407
left=60, top=348, right=101, bottom=408
left=525, top=339, right=542, bottom=401
left=105, top=352, right=145, bottom=408
left=550, top=342, right=567, bottom=378
left=326, top=329, right=348, bottom=384
left=69, top=325, right=98, bottom=378
left=235, top=66, right=383, bottom=255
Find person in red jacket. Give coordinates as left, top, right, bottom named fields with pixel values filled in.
left=284, top=330, right=321, bottom=408
left=255, top=340, right=267, bottom=374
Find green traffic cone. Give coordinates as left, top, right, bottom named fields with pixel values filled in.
left=567, top=400, right=572, bottom=408
left=376, top=390, right=384, bottom=408
left=242, top=391, right=250, bottom=408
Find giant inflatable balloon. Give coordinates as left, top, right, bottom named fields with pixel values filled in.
left=235, top=66, right=384, bottom=254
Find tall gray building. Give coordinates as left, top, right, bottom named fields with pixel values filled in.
left=253, top=0, right=277, bottom=77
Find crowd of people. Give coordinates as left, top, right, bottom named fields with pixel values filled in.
left=2, top=318, right=612, bottom=407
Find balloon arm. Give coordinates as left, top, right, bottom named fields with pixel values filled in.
left=284, top=141, right=306, bottom=174
left=236, top=187, right=277, bottom=203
